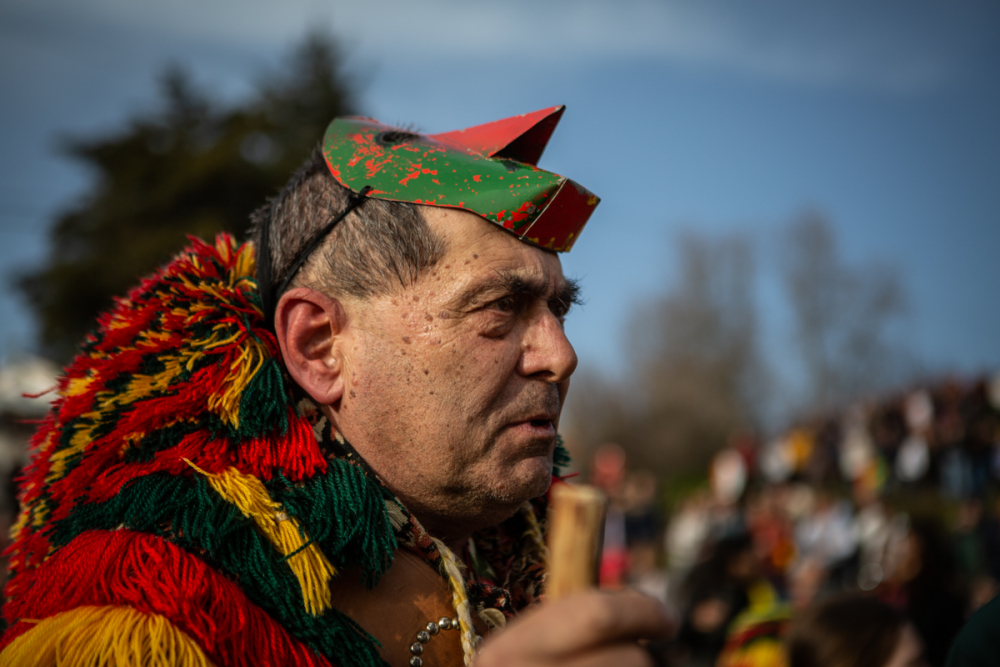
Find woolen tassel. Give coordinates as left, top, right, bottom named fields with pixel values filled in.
left=206, top=333, right=265, bottom=430
left=35, top=471, right=389, bottom=667
left=186, top=461, right=337, bottom=615
left=553, top=438, right=571, bottom=473
left=228, top=234, right=255, bottom=285
left=234, top=405, right=327, bottom=483
left=3, top=237, right=391, bottom=667
left=1, top=530, right=339, bottom=667
left=273, top=458, right=396, bottom=584
left=0, top=606, right=216, bottom=667
left=235, top=355, right=291, bottom=440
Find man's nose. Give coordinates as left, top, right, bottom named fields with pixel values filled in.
left=518, top=309, right=578, bottom=383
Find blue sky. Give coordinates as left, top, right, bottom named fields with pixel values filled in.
left=1, top=0, right=998, bottom=395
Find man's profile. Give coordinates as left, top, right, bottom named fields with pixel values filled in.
left=0, top=107, right=669, bottom=667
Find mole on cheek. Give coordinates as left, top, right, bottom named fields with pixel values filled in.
left=402, top=336, right=412, bottom=344
left=424, top=313, right=433, bottom=322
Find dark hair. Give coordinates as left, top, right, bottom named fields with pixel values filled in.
left=787, top=594, right=906, bottom=667
left=249, top=148, right=446, bottom=304
left=680, top=532, right=756, bottom=602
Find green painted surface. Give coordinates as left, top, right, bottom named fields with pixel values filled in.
left=322, top=117, right=596, bottom=251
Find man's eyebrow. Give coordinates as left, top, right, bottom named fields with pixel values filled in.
left=552, top=277, right=583, bottom=312
left=454, top=270, right=583, bottom=311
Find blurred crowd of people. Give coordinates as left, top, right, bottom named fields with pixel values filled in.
left=756, top=374, right=1000, bottom=499
left=589, top=372, right=1000, bottom=667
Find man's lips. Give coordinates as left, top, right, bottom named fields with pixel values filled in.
left=508, top=413, right=558, bottom=435
left=499, top=386, right=562, bottom=437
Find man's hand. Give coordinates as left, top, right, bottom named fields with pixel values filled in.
left=475, top=589, right=673, bottom=667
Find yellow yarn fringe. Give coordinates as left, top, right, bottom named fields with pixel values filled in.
left=230, top=237, right=256, bottom=287
left=431, top=537, right=479, bottom=666
left=47, top=242, right=261, bottom=484
left=0, top=605, right=216, bottom=667
left=205, top=335, right=267, bottom=428
left=185, top=461, right=336, bottom=615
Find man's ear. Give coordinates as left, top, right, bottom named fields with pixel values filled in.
left=274, top=287, right=348, bottom=406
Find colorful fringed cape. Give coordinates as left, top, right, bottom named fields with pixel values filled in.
left=1, top=236, right=561, bottom=667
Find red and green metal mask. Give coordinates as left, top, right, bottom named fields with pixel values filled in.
left=321, top=105, right=599, bottom=252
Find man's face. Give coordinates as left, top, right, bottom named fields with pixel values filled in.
left=331, top=206, right=579, bottom=540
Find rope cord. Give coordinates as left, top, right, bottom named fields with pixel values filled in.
left=431, top=537, right=479, bottom=666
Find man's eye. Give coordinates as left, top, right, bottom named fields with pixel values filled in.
left=493, top=296, right=515, bottom=312
left=550, top=298, right=572, bottom=320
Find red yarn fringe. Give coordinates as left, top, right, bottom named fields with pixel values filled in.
left=2, top=529, right=335, bottom=667
left=235, top=406, right=327, bottom=481
left=7, top=237, right=328, bottom=587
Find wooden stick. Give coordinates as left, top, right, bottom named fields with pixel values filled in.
left=546, top=483, right=606, bottom=599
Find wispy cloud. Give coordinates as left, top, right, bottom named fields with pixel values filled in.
left=2, top=0, right=985, bottom=94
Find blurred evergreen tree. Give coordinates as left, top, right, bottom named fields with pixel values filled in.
left=19, top=34, right=356, bottom=362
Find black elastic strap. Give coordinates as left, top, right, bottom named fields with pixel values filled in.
left=259, top=185, right=372, bottom=331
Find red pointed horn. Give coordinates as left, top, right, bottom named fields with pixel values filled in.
left=430, top=105, right=565, bottom=166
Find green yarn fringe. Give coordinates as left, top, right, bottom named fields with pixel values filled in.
left=48, top=466, right=395, bottom=667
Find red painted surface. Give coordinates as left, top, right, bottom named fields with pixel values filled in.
left=432, top=106, right=565, bottom=165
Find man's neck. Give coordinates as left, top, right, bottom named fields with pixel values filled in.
left=319, top=405, right=476, bottom=553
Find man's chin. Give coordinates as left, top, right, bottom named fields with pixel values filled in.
left=506, top=455, right=555, bottom=500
